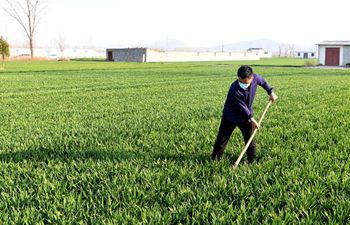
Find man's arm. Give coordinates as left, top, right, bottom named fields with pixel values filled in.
left=256, top=74, right=273, bottom=94
left=256, top=74, right=278, bottom=102
left=247, top=74, right=278, bottom=129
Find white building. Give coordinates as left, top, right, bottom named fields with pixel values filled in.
left=246, top=48, right=272, bottom=58
left=9, top=48, right=105, bottom=59
left=317, top=41, right=350, bottom=66
left=106, top=48, right=261, bottom=62
left=295, top=51, right=316, bottom=59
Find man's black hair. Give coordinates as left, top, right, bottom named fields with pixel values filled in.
left=237, top=65, right=253, bottom=79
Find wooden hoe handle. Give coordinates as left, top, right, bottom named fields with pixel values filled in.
left=232, top=100, right=273, bottom=170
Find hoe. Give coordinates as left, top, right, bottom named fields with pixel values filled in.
left=232, top=100, right=273, bottom=170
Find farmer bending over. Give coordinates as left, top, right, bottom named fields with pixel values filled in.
left=212, top=65, right=278, bottom=162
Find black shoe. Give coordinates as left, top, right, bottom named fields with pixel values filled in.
left=212, top=154, right=221, bottom=161
left=247, top=156, right=256, bottom=163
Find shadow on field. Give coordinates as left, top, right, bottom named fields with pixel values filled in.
left=70, top=58, right=106, bottom=62
left=0, top=146, right=212, bottom=165
left=249, top=64, right=303, bottom=68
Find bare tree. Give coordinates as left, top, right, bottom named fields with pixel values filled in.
left=283, top=44, right=289, bottom=57
left=289, top=44, right=296, bottom=57
left=278, top=44, right=282, bottom=57
left=58, top=34, right=65, bottom=59
left=3, top=0, right=46, bottom=59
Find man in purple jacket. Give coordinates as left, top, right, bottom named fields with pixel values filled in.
left=212, top=65, right=278, bottom=162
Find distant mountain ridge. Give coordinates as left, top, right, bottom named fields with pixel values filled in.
left=210, top=39, right=281, bottom=52
left=139, top=38, right=317, bottom=52
left=140, top=38, right=188, bottom=50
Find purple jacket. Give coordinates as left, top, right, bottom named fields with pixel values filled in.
left=222, top=74, right=273, bottom=124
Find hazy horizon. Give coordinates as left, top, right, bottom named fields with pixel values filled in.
left=0, top=0, right=349, bottom=49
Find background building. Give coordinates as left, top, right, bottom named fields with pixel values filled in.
left=106, top=48, right=261, bottom=62
left=9, top=48, right=105, bottom=59
left=317, top=41, right=350, bottom=66
left=246, top=48, right=272, bottom=58
left=295, top=51, right=316, bottom=59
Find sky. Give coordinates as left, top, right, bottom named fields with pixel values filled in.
left=0, top=0, right=349, bottom=48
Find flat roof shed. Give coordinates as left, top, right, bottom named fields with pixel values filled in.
left=317, top=41, right=350, bottom=66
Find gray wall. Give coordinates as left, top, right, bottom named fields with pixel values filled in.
left=107, top=48, right=263, bottom=62
left=343, top=46, right=350, bottom=66
left=107, top=48, right=147, bottom=62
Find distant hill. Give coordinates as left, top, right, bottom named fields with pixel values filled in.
left=137, top=38, right=317, bottom=53
left=209, top=39, right=281, bottom=52
left=140, top=38, right=282, bottom=52
left=211, top=39, right=317, bottom=52
left=141, top=38, right=188, bottom=50
left=293, top=44, right=318, bottom=52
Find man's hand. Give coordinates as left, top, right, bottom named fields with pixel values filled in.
left=269, top=92, right=278, bottom=102
left=250, top=117, right=259, bottom=129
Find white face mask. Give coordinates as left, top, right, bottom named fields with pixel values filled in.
left=239, top=82, right=250, bottom=90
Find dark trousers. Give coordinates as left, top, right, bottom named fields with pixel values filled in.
left=212, top=118, right=256, bottom=162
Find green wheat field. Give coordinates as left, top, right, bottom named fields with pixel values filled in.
left=0, top=58, right=349, bottom=224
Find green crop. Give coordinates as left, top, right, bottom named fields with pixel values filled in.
left=0, top=58, right=349, bottom=224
